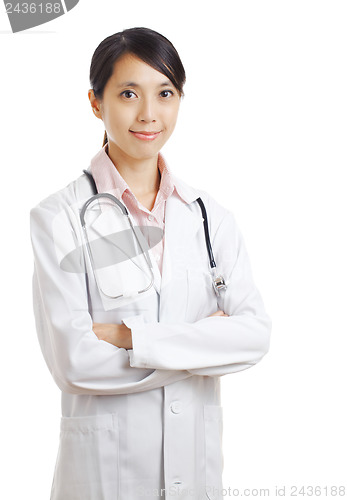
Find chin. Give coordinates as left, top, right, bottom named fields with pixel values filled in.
left=133, top=146, right=161, bottom=157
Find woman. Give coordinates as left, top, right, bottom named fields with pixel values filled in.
left=30, top=27, right=271, bottom=500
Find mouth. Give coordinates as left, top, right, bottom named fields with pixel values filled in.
left=129, top=130, right=162, bottom=141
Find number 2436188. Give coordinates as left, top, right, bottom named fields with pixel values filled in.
left=5, top=3, right=62, bottom=14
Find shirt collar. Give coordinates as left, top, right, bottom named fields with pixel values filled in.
left=88, top=143, right=199, bottom=205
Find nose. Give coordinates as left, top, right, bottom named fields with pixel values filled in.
left=137, top=97, right=157, bottom=123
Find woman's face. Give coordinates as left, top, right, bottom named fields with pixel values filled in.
left=91, top=53, right=182, bottom=162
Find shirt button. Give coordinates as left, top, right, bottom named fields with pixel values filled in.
left=148, top=214, right=154, bottom=221
left=170, top=401, right=183, bottom=414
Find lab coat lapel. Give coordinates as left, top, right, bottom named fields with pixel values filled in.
left=158, top=180, right=203, bottom=320
left=145, top=194, right=203, bottom=297
left=161, top=194, right=203, bottom=287
left=125, top=173, right=203, bottom=298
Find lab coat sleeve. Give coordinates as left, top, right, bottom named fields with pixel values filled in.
left=126, top=211, right=271, bottom=376
left=30, top=199, right=192, bottom=395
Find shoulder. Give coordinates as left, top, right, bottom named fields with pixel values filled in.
left=29, top=170, right=93, bottom=218
left=29, top=171, right=95, bottom=244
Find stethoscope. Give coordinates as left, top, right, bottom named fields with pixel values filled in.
left=81, top=169, right=227, bottom=299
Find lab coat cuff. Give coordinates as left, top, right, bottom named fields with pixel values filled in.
left=122, top=315, right=149, bottom=369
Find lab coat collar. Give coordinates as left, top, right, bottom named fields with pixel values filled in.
left=170, top=173, right=201, bottom=205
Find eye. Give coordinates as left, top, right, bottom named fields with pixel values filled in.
left=120, top=90, right=137, bottom=99
left=160, top=90, right=174, bottom=98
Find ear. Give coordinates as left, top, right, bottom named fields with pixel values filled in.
left=88, top=89, right=102, bottom=119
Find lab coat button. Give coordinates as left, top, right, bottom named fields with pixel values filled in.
left=170, top=400, right=183, bottom=414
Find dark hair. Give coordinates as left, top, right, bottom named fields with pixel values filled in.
left=89, top=27, right=186, bottom=147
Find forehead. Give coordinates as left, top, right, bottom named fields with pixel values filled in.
left=109, top=53, right=170, bottom=86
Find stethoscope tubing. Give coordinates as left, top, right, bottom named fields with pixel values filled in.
left=196, top=198, right=216, bottom=270
left=80, top=183, right=155, bottom=299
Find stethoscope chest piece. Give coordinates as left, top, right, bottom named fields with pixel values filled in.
left=212, top=275, right=227, bottom=296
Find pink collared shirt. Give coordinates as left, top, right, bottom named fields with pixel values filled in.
left=90, top=143, right=188, bottom=275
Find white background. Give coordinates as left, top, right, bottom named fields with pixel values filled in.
left=1, top=0, right=346, bottom=497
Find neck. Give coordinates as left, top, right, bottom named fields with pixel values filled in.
left=106, top=142, right=161, bottom=196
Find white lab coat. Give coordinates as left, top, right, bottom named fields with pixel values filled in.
left=29, top=162, right=271, bottom=500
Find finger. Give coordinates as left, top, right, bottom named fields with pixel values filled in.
left=209, top=310, right=224, bottom=317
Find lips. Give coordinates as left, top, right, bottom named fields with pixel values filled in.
left=131, top=130, right=161, bottom=135
left=130, top=130, right=162, bottom=141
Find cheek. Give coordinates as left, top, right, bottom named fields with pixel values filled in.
left=165, top=107, right=179, bottom=131
left=107, top=109, right=129, bottom=135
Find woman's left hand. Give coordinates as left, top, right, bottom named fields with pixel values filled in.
left=92, top=322, right=133, bottom=349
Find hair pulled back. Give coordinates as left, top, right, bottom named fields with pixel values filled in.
left=89, top=27, right=186, bottom=147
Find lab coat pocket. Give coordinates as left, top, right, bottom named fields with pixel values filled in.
left=185, top=268, right=218, bottom=322
left=51, top=413, right=120, bottom=500
left=204, top=405, right=224, bottom=500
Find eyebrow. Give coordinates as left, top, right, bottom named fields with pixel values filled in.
left=116, top=80, right=173, bottom=88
